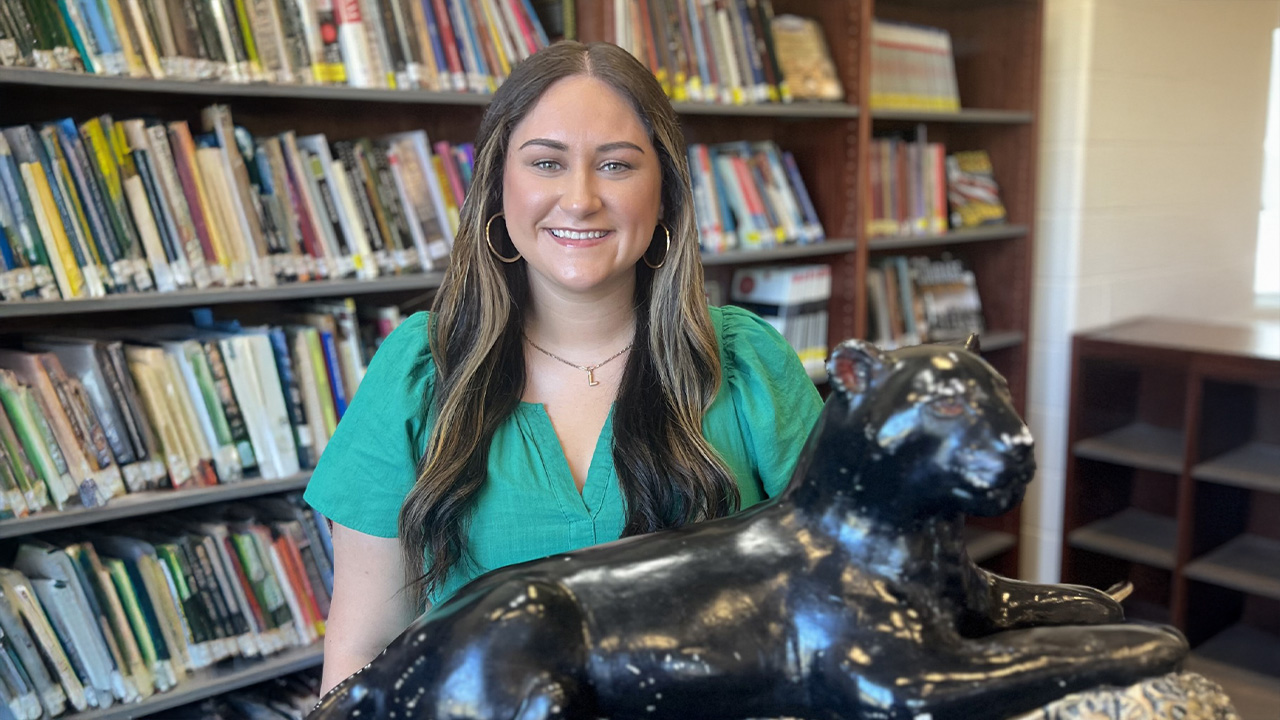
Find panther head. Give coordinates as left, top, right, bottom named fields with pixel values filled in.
left=824, top=336, right=1035, bottom=520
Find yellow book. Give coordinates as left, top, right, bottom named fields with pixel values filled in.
left=22, top=163, right=84, bottom=299
left=103, top=0, right=147, bottom=76
left=304, top=329, right=338, bottom=438
left=430, top=156, right=460, bottom=237
left=125, top=356, right=193, bottom=487
left=478, top=0, right=510, bottom=79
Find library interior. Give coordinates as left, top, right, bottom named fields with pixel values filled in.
left=0, top=0, right=1277, bottom=718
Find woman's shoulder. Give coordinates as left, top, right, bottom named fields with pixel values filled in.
left=361, top=310, right=437, bottom=397
left=709, top=304, right=796, bottom=380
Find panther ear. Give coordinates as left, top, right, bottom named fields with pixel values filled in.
left=828, top=340, right=887, bottom=396
left=964, top=333, right=981, bottom=353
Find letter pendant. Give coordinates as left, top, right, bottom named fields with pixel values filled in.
left=587, top=366, right=599, bottom=387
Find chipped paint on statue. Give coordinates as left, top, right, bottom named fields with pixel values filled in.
left=310, top=337, right=1193, bottom=720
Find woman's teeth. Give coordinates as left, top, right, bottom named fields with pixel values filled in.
left=549, top=229, right=608, bottom=240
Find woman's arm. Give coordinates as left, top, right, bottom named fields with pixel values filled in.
left=320, top=522, right=422, bottom=695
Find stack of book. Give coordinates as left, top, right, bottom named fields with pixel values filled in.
left=688, top=140, right=823, bottom=254
left=603, top=0, right=793, bottom=105
left=0, top=299, right=402, bottom=518
left=865, top=254, right=985, bottom=350
left=729, top=263, right=830, bottom=381
left=0, top=0, right=550, bottom=92
left=865, top=135, right=948, bottom=238
left=0, top=492, right=331, bottom=717
left=0, top=104, right=468, bottom=304
left=868, top=19, right=961, bottom=112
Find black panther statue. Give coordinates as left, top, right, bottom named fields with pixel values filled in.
left=310, top=338, right=1188, bottom=720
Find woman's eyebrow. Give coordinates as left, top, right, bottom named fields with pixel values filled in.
left=517, top=138, right=646, bottom=154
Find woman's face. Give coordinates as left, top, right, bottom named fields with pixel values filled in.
left=502, top=74, right=664, bottom=297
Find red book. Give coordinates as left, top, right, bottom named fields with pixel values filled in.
left=432, top=0, right=465, bottom=81
left=167, top=123, right=219, bottom=267
left=434, top=141, right=468, bottom=211
left=506, top=0, right=537, bottom=56
left=223, top=535, right=269, bottom=635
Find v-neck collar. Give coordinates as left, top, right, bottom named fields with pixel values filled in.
left=517, top=402, right=614, bottom=519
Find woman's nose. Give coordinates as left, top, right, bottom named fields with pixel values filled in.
left=559, top=168, right=603, bottom=216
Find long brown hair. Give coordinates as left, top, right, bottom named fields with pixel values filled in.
left=399, top=41, right=737, bottom=605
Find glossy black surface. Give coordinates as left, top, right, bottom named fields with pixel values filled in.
left=311, top=338, right=1188, bottom=720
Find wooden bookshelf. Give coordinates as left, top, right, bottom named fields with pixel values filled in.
left=1062, top=317, right=1280, bottom=692
left=0, top=474, right=312, bottom=539
left=0, top=0, right=1045, bottom=710
left=70, top=643, right=324, bottom=720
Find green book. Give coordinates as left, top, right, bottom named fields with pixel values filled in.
left=0, top=372, right=53, bottom=512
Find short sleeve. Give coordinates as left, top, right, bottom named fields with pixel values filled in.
left=719, top=305, right=824, bottom=498
left=303, top=311, right=435, bottom=538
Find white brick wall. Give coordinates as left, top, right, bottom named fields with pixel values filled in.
left=1025, top=0, right=1280, bottom=582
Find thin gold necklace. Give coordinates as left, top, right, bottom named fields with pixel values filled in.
left=524, top=335, right=633, bottom=387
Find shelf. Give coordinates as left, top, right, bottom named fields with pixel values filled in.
left=0, top=473, right=311, bottom=539
left=0, top=68, right=859, bottom=119
left=0, top=241, right=867, bottom=317
left=866, top=225, right=1029, bottom=251
left=71, top=642, right=324, bottom=720
left=871, top=108, right=1034, bottom=124
left=1073, top=423, right=1185, bottom=475
left=964, top=526, right=1017, bottom=563
left=700, top=239, right=857, bottom=266
left=1067, top=508, right=1178, bottom=569
left=671, top=101, right=859, bottom=119
left=1186, top=625, right=1280, bottom=713
left=0, top=273, right=446, bottom=319
left=1185, top=535, right=1280, bottom=602
left=0, top=67, right=492, bottom=106
left=1193, top=442, right=1280, bottom=494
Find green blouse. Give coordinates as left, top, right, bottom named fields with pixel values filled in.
left=303, top=305, right=823, bottom=606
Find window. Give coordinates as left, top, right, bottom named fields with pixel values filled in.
left=1256, top=27, right=1279, bottom=305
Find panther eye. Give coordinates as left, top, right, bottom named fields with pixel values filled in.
left=930, top=396, right=966, bottom=418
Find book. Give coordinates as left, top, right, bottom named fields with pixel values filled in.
left=770, top=13, right=841, bottom=101
left=946, top=150, right=1007, bottom=229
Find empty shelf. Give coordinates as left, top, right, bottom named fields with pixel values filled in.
left=1074, top=423, right=1185, bottom=474
left=1185, top=535, right=1280, bottom=601
left=1067, top=508, right=1178, bottom=569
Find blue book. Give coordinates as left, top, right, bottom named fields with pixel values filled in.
left=317, top=330, right=348, bottom=419
left=418, top=0, right=449, bottom=86
left=266, top=327, right=314, bottom=469
left=0, top=222, right=15, bottom=273
left=448, top=0, right=489, bottom=90
left=782, top=151, right=823, bottom=242
left=311, top=506, right=335, bottom=568
left=518, top=0, right=549, bottom=47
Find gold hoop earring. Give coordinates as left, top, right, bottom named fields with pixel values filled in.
left=644, top=223, right=671, bottom=269
left=486, top=212, right=521, bottom=264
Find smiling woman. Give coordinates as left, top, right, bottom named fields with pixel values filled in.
left=302, top=41, right=824, bottom=696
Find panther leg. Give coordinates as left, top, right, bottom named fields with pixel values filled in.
left=968, top=568, right=1126, bottom=632
left=823, top=623, right=1187, bottom=720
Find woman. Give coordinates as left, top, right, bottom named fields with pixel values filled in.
left=305, top=40, right=823, bottom=694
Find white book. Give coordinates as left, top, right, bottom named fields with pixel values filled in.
left=328, top=160, right=379, bottom=279
left=295, top=135, right=360, bottom=275
left=387, top=130, right=455, bottom=245
left=163, top=341, right=243, bottom=482
left=245, top=332, right=301, bottom=478
left=195, top=147, right=251, bottom=285
left=289, top=328, right=329, bottom=458
left=15, top=543, right=119, bottom=706
left=218, top=337, right=284, bottom=479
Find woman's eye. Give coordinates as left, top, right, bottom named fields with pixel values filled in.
left=600, top=161, right=630, bottom=172
left=533, top=159, right=560, bottom=171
